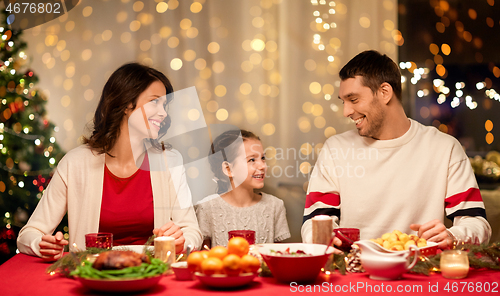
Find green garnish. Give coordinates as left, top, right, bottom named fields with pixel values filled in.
left=70, top=258, right=167, bottom=280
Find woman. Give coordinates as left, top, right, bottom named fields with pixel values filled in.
left=17, top=63, right=202, bottom=261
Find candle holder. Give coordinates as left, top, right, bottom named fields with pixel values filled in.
left=440, top=250, right=469, bottom=279
left=85, top=233, right=113, bottom=249
left=154, top=236, right=175, bottom=265
left=312, top=215, right=333, bottom=245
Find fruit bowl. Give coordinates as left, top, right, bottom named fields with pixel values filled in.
left=194, top=272, right=258, bottom=288
left=257, top=243, right=334, bottom=283
left=171, top=262, right=194, bottom=281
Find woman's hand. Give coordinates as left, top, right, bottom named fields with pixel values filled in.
left=153, top=222, right=185, bottom=254
left=39, top=231, right=68, bottom=262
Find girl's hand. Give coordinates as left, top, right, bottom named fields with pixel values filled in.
left=39, top=231, right=68, bottom=262
left=153, top=222, right=185, bottom=254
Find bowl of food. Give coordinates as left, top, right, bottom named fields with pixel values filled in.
left=369, top=230, right=438, bottom=256
left=71, top=250, right=168, bottom=292
left=171, top=261, right=194, bottom=281
left=194, top=272, right=258, bottom=288
left=257, top=243, right=334, bottom=283
left=186, top=238, right=262, bottom=288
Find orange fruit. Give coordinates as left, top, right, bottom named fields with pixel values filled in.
left=227, top=237, right=249, bottom=257
left=208, top=246, right=228, bottom=260
left=222, top=254, right=241, bottom=276
left=240, top=254, right=261, bottom=273
left=200, top=250, right=210, bottom=259
left=187, top=252, right=205, bottom=272
left=201, top=257, right=224, bottom=276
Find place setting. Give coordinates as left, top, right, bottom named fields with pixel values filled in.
left=47, top=232, right=178, bottom=293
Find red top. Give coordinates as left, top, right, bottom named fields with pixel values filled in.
left=99, top=156, right=154, bottom=245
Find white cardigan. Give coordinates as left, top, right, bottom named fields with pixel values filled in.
left=17, top=145, right=202, bottom=256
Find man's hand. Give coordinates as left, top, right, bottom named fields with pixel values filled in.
left=332, top=236, right=344, bottom=254
left=39, top=231, right=68, bottom=262
left=153, top=222, right=185, bottom=254
left=410, top=219, right=451, bottom=249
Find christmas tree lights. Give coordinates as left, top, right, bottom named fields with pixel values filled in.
left=0, top=10, right=65, bottom=263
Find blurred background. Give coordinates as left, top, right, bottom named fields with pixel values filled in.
left=0, top=0, right=499, bottom=262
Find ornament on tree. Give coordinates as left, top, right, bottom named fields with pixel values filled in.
left=8, top=100, right=24, bottom=114
left=18, top=161, right=31, bottom=171
left=14, top=208, right=29, bottom=224
left=0, top=242, right=9, bottom=255
left=0, top=228, right=16, bottom=240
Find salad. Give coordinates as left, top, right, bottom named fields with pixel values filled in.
left=269, top=247, right=312, bottom=257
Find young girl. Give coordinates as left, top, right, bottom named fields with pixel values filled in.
left=195, top=130, right=290, bottom=247
left=17, top=63, right=202, bottom=260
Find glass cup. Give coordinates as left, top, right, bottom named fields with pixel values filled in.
left=85, top=232, right=113, bottom=249
left=154, top=236, right=175, bottom=265
left=333, top=228, right=360, bottom=252
left=440, top=250, right=469, bottom=279
left=228, top=230, right=255, bottom=245
left=312, top=215, right=333, bottom=245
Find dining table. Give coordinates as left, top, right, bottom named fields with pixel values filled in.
left=0, top=253, right=498, bottom=295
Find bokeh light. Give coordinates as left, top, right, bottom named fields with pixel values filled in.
left=485, top=120, right=493, bottom=132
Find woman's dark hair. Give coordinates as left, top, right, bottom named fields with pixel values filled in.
left=208, top=129, right=260, bottom=195
left=83, top=63, right=174, bottom=155
left=339, top=50, right=402, bottom=102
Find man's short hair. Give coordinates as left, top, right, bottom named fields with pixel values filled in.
left=339, top=50, right=402, bottom=102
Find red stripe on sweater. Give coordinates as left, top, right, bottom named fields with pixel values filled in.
left=305, top=192, right=340, bottom=208
left=445, top=188, right=483, bottom=208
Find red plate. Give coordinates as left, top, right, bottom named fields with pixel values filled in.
left=194, top=272, right=257, bottom=288
left=76, top=275, right=163, bottom=293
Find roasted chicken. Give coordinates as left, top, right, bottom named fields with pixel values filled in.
left=92, top=250, right=150, bottom=270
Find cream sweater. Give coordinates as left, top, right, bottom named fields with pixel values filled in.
left=17, top=145, right=202, bottom=256
left=302, top=119, right=492, bottom=244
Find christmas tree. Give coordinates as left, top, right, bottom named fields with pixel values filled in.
left=0, top=10, right=65, bottom=264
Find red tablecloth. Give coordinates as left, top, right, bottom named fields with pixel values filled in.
left=0, top=254, right=498, bottom=295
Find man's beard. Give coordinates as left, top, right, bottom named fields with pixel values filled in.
left=358, top=96, right=385, bottom=140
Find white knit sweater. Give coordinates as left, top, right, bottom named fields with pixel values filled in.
left=302, top=119, right=492, bottom=244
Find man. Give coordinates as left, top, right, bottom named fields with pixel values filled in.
left=301, top=50, right=491, bottom=249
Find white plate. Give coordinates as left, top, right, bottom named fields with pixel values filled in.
left=112, top=245, right=154, bottom=254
